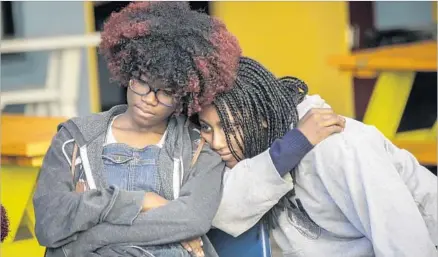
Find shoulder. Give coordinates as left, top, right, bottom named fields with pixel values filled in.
left=188, top=123, right=202, bottom=147
left=178, top=115, right=203, bottom=147
left=70, top=105, right=126, bottom=129
left=58, top=105, right=128, bottom=143
left=300, top=118, right=385, bottom=173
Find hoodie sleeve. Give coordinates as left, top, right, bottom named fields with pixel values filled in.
left=313, top=126, right=436, bottom=257
left=269, top=129, right=314, bottom=176
left=33, top=127, right=145, bottom=248
left=60, top=144, right=225, bottom=256
left=210, top=128, right=312, bottom=237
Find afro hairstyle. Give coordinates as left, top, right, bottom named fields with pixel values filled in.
left=99, top=1, right=241, bottom=115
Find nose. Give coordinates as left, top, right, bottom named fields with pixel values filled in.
left=141, top=91, right=158, bottom=106
left=211, top=130, right=228, bottom=152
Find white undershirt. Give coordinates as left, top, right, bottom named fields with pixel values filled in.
left=105, top=115, right=167, bottom=148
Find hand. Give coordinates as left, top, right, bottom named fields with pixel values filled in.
left=141, top=192, right=169, bottom=212
left=181, top=237, right=204, bottom=257
left=297, top=108, right=346, bottom=146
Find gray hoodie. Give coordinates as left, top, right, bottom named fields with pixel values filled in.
left=213, top=95, right=437, bottom=257
left=33, top=105, right=225, bottom=257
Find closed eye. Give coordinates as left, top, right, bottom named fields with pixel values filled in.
left=160, top=89, right=174, bottom=96
left=200, top=122, right=212, bottom=133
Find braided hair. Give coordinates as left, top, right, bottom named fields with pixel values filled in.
left=212, top=57, right=320, bottom=232
left=213, top=57, right=307, bottom=163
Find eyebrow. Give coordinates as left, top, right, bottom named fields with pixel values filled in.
left=199, top=118, right=221, bottom=127
left=198, top=118, right=209, bottom=125
left=139, top=74, right=149, bottom=83
left=136, top=77, right=173, bottom=91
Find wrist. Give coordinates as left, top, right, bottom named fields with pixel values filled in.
left=141, top=192, right=168, bottom=212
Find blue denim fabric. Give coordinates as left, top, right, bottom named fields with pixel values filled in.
left=95, top=244, right=192, bottom=257
left=102, top=144, right=161, bottom=194
left=102, top=143, right=191, bottom=257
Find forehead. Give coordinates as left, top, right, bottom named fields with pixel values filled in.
left=199, top=103, right=235, bottom=125
left=199, top=105, right=220, bottom=123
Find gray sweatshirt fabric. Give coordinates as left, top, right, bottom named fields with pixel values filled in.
left=212, top=95, right=437, bottom=257
left=33, top=105, right=225, bottom=257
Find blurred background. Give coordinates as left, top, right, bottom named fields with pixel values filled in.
left=0, top=1, right=436, bottom=257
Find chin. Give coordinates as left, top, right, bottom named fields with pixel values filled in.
left=133, top=112, right=160, bottom=125
left=225, top=160, right=238, bottom=169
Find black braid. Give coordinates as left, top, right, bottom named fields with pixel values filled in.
left=213, top=57, right=310, bottom=230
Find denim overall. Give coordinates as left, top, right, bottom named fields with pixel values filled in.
left=102, top=143, right=191, bottom=257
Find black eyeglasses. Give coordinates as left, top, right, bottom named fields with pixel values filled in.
left=129, top=79, right=174, bottom=107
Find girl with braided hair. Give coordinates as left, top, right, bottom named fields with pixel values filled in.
left=199, top=57, right=437, bottom=257
left=33, top=2, right=241, bottom=257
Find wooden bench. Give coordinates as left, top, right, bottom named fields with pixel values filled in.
left=328, top=41, right=437, bottom=166
left=1, top=114, right=66, bottom=257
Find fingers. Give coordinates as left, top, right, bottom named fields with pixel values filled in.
left=302, top=108, right=334, bottom=120
left=320, top=114, right=346, bottom=128
left=194, top=247, right=205, bottom=257
left=307, top=108, right=335, bottom=115
left=300, top=108, right=335, bottom=125
left=299, top=108, right=331, bottom=126
left=194, top=238, right=204, bottom=257
left=185, top=238, right=204, bottom=257
left=326, top=125, right=343, bottom=135
left=181, top=241, right=192, bottom=252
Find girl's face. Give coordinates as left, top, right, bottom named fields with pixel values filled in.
left=198, top=104, right=243, bottom=168
left=126, top=76, right=177, bottom=130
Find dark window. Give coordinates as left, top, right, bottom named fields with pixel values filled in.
left=2, top=1, right=15, bottom=38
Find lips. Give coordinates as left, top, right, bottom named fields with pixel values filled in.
left=218, top=152, right=232, bottom=161
left=135, top=105, right=155, bottom=116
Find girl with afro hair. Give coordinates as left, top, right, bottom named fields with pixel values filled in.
left=33, top=2, right=240, bottom=257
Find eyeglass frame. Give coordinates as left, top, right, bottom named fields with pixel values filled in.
left=128, top=79, right=175, bottom=108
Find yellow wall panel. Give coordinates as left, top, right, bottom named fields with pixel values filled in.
left=212, top=2, right=354, bottom=117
